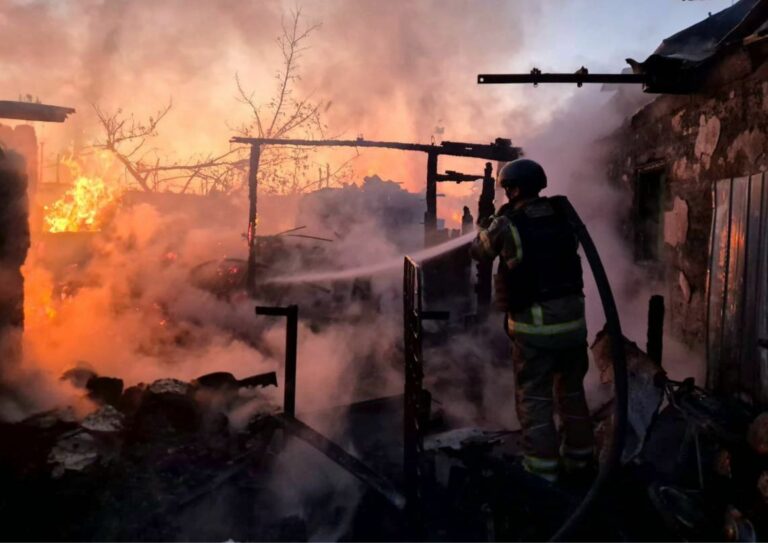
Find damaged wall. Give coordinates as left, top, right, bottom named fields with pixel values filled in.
left=0, top=149, right=30, bottom=375
left=611, top=49, right=768, bottom=396
left=0, top=124, right=37, bottom=194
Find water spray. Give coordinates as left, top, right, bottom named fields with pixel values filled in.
left=267, top=231, right=477, bottom=285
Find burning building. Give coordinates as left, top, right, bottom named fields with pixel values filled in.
left=609, top=0, right=768, bottom=404
left=4, top=2, right=768, bottom=540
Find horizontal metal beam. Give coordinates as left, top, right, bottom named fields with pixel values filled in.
left=230, top=136, right=520, bottom=162
left=435, top=170, right=484, bottom=183
left=232, top=136, right=433, bottom=153
left=477, top=73, right=646, bottom=86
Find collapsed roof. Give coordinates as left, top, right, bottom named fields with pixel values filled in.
left=630, top=0, right=768, bottom=92
left=0, top=100, right=75, bottom=122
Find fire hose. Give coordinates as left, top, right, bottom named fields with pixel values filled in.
left=548, top=195, right=628, bottom=541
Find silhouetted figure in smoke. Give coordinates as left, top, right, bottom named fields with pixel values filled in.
left=470, top=158, right=593, bottom=483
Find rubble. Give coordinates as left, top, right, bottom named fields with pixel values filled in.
left=86, top=376, right=124, bottom=406
left=424, top=427, right=510, bottom=452
left=591, top=328, right=664, bottom=462
left=81, top=405, right=124, bottom=433
left=149, top=377, right=190, bottom=395
left=48, top=432, right=100, bottom=477
left=193, top=370, right=278, bottom=391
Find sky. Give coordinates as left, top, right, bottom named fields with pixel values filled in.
left=0, top=0, right=738, bottom=189
left=522, top=0, right=735, bottom=72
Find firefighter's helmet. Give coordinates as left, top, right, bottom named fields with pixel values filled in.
left=498, top=159, right=547, bottom=195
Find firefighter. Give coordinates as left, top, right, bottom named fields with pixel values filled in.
left=470, top=158, right=594, bottom=483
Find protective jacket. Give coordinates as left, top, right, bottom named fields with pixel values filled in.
left=471, top=196, right=587, bottom=348
left=497, top=197, right=584, bottom=313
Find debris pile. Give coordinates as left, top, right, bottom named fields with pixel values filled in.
left=0, top=369, right=282, bottom=541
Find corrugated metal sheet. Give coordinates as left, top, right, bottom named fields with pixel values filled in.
left=707, top=174, right=768, bottom=402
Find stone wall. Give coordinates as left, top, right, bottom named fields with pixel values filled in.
left=0, top=149, right=29, bottom=374
left=0, top=124, right=37, bottom=195
left=610, top=51, right=768, bottom=349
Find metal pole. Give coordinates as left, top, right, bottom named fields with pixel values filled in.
left=477, top=72, right=646, bottom=86
left=246, top=144, right=261, bottom=296
left=424, top=151, right=438, bottom=246
left=255, top=305, right=299, bottom=417
left=285, top=305, right=298, bottom=417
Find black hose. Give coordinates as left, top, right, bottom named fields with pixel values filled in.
left=548, top=196, right=628, bottom=542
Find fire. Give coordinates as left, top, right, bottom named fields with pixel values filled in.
left=44, top=175, right=119, bottom=233
left=22, top=264, right=60, bottom=329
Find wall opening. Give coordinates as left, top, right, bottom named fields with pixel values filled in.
left=634, top=166, right=665, bottom=263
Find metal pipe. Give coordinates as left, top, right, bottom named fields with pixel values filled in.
left=255, top=305, right=298, bottom=417
left=477, top=73, right=646, bottom=86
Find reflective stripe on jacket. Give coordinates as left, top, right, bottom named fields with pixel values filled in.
left=506, top=294, right=587, bottom=349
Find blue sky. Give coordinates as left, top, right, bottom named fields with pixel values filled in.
left=518, top=0, right=735, bottom=72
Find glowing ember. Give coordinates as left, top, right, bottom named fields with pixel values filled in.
left=44, top=176, right=118, bottom=233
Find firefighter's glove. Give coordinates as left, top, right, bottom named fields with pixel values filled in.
left=477, top=216, right=493, bottom=229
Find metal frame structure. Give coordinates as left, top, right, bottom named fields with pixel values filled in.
left=255, top=303, right=406, bottom=513
left=253, top=257, right=447, bottom=534
left=229, top=136, right=520, bottom=296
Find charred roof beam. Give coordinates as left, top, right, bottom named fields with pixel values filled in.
left=230, top=136, right=521, bottom=162
left=477, top=67, right=647, bottom=88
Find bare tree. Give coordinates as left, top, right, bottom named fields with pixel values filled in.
left=234, top=7, right=356, bottom=194
left=92, top=101, right=247, bottom=194
left=91, top=7, right=354, bottom=195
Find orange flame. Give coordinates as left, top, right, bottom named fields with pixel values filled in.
left=22, top=264, right=59, bottom=328
left=44, top=175, right=118, bottom=233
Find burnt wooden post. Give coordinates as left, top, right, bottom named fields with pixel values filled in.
left=476, top=162, right=495, bottom=314
left=256, top=305, right=298, bottom=417
left=246, top=144, right=261, bottom=296
left=647, top=295, right=665, bottom=367
left=424, top=151, right=438, bottom=246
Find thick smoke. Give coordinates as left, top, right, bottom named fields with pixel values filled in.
left=0, top=0, right=546, bottom=190
left=1, top=0, right=707, bottom=431
left=520, top=86, right=706, bottom=396
left=15, top=190, right=411, bottom=421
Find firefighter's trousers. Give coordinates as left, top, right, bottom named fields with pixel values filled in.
left=511, top=338, right=594, bottom=477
